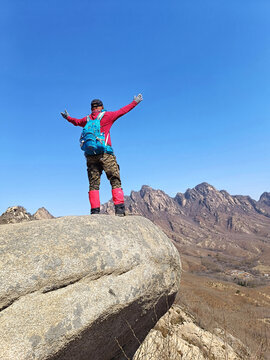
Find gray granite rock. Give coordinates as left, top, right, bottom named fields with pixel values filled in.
left=0, top=215, right=181, bottom=360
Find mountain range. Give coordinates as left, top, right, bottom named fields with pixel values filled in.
left=102, top=183, right=270, bottom=281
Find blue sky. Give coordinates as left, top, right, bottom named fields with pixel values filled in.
left=1, top=0, right=269, bottom=216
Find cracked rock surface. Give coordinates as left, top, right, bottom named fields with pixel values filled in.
left=0, top=215, right=181, bottom=360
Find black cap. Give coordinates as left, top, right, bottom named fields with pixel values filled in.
left=91, top=99, right=103, bottom=108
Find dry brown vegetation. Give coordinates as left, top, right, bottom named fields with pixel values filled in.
left=176, top=271, right=270, bottom=359
left=133, top=303, right=248, bottom=359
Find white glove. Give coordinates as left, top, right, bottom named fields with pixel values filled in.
left=133, top=94, right=143, bottom=103
left=60, top=109, right=70, bottom=119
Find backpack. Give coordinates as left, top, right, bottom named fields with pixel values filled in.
left=80, top=111, right=114, bottom=155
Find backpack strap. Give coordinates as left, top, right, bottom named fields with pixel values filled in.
left=86, top=111, right=106, bottom=122
left=97, top=111, right=108, bottom=145
left=97, top=111, right=106, bottom=121
left=105, top=133, right=109, bottom=146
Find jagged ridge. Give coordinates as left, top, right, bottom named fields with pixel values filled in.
left=101, top=183, right=270, bottom=278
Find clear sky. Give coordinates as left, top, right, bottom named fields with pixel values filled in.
left=1, top=0, right=269, bottom=216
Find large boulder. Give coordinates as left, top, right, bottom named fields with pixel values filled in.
left=0, top=215, right=181, bottom=360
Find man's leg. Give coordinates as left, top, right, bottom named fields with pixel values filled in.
left=101, top=154, right=125, bottom=216
left=86, top=155, right=103, bottom=214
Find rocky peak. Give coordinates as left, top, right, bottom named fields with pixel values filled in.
left=33, top=207, right=54, bottom=220
left=182, top=183, right=223, bottom=204
left=176, top=183, right=232, bottom=214
left=256, top=192, right=270, bottom=217
left=139, top=185, right=154, bottom=197
left=175, top=184, right=261, bottom=219
left=0, top=206, right=34, bottom=225
left=194, top=182, right=218, bottom=196
left=259, top=192, right=270, bottom=206
left=136, top=186, right=181, bottom=214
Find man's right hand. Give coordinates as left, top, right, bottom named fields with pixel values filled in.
left=61, top=109, right=70, bottom=119
left=133, top=94, right=143, bottom=103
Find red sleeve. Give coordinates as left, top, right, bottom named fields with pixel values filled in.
left=102, top=100, right=138, bottom=126
left=66, top=116, right=87, bottom=127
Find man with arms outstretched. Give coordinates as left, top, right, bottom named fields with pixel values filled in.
left=61, top=94, right=143, bottom=216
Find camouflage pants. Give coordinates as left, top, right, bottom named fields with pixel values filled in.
left=86, top=153, right=122, bottom=191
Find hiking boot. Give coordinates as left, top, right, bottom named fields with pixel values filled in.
left=115, top=204, right=125, bottom=217
left=91, top=207, right=100, bottom=215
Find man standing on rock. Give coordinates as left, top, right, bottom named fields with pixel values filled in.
left=61, top=94, right=143, bottom=216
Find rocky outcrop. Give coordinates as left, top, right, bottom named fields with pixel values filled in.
left=256, top=192, right=270, bottom=217
left=33, top=207, right=54, bottom=220
left=258, top=192, right=270, bottom=207
left=0, top=206, right=54, bottom=225
left=133, top=305, right=249, bottom=359
left=0, top=206, right=34, bottom=225
left=0, top=215, right=181, bottom=360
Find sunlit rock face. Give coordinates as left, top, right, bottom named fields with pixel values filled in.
left=0, top=215, right=181, bottom=360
